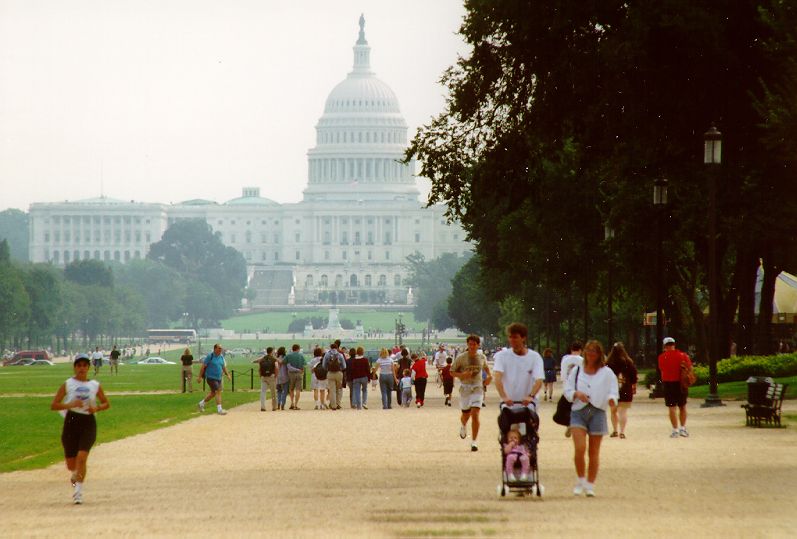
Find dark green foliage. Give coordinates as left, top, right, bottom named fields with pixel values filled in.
left=407, top=1, right=797, bottom=357
left=447, top=255, right=501, bottom=335
left=64, top=259, right=113, bottom=287
left=147, top=219, right=247, bottom=316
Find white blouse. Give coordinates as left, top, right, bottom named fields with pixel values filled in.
left=563, top=365, right=619, bottom=411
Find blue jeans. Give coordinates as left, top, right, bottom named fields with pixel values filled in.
left=379, top=374, right=394, bottom=408
left=352, top=377, right=368, bottom=409
left=277, top=383, right=289, bottom=407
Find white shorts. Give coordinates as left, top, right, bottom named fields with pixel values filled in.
left=459, top=384, right=483, bottom=411
left=311, top=375, right=328, bottom=390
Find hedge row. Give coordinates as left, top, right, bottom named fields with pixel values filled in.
left=692, top=353, right=797, bottom=386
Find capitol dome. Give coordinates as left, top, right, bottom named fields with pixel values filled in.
left=303, top=15, right=417, bottom=203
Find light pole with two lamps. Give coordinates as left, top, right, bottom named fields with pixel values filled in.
left=702, top=125, right=725, bottom=408
left=650, top=178, right=668, bottom=398
left=604, top=224, right=615, bottom=346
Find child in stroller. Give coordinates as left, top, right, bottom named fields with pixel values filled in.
left=497, top=404, right=542, bottom=497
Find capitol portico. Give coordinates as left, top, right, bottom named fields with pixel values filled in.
left=27, top=16, right=470, bottom=306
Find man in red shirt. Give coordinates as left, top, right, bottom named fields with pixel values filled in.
left=657, top=337, right=691, bottom=438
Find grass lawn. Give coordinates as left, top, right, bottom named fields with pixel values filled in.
left=221, top=308, right=425, bottom=333
left=687, top=375, right=796, bottom=400
left=0, top=392, right=259, bottom=473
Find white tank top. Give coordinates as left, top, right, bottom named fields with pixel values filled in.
left=60, top=377, right=100, bottom=416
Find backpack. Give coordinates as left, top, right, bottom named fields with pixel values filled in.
left=259, top=356, right=276, bottom=377
left=680, top=358, right=696, bottom=389
left=314, top=360, right=328, bottom=380
left=327, top=351, right=342, bottom=372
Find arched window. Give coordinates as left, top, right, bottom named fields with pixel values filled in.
left=320, top=274, right=328, bottom=287
left=93, top=250, right=100, bottom=260
left=305, top=274, right=314, bottom=287
left=364, top=274, right=372, bottom=286
left=53, top=250, right=60, bottom=264
left=378, top=274, right=387, bottom=287
left=335, top=274, right=343, bottom=287
left=350, top=274, right=358, bottom=287
left=394, top=274, right=402, bottom=287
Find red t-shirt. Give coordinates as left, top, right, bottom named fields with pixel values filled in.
left=658, top=350, right=692, bottom=382
left=441, top=364, right=453, bottom=381
left=411, top=358, right=428, bottom=379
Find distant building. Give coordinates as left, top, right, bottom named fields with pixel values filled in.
left=28, top=16, right=470, bottom=306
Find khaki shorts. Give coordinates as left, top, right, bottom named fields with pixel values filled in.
left=289, top=371, right=303, bottom=391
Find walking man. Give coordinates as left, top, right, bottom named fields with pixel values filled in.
left=493, top=323, right=545, bottom=430
left=658, top=337, right=691, bottom=438
left=109, top=345, right=121, bottom=375
left=197, top=344, right=231, bottom=415
left=180, top=347, right=194, bottom=393
left=285, top=344, right=306, bottom=410
left=451, top=335, right=492, bottom=451
left=90, top=347, right=103, bottom=376
left=258, top=347, right=278, bottom=411
left=323, top=341, right=346, bottom=410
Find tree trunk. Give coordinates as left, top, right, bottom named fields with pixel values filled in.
left=735, top=251, right=759, bottom=355
left=672, top=265, right=708, bottom=363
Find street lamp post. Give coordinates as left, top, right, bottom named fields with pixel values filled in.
left=604, top=224, right=615, bottom=346
left=651, top=178, right=668, bottom=397
left=702, top=125, right=725, bottom=408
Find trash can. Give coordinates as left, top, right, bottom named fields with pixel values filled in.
left=746, top=376, right=773, bottom=405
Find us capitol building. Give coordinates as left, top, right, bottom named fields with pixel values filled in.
left=27, top=16, right=470, bottom=307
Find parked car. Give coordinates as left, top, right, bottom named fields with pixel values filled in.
left=136, top=356, right=176, bottom=365
left=6, top=358, right=35, bottom=366
left=226, top=348, right=251, bottom=357
left=3, top=350, right=51, bottom=366
left=27, top=359, right=55, bottom=366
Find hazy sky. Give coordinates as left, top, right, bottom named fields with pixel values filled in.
left=0, top=0, right=468, bottom=211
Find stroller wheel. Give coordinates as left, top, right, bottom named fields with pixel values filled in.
left=536, top=483, right=544, bottom=497
left=497, top=484, right=506, bottom=497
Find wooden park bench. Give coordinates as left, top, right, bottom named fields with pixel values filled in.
left=741, top=383, right=788, bottom=427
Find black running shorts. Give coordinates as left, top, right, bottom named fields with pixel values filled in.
left=663, top=381, right=687, bottom=407
left=61, top=411, right=97, bottom=458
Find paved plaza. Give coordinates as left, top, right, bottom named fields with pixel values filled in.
left=2, top=386, right=796, bottom=538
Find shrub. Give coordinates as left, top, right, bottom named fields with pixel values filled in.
left=692, top=353, right=797, bottom=386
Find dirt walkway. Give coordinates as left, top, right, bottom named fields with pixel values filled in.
left=2, top=386, right=796, bottom=538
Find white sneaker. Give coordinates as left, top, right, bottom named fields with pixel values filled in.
left=585, top=487, right=596, bottom=497
left=73, top=484, right=83, bottom=505
left=197, top=401, right=205, bottom=413
left=573, top=483, right=584, bottom=496
left=471, top=442, right=478, bottom=452
left=679, top=428, right=689, bottom=437
left=507, top=473, right=517, bottom=482
left=670, top=430, right=679, bottom=438
left=459, top=425, right=467, bottom=439
left=519, top=473, right=528, bottom=482
left=217, top=409, right=227, bottom=415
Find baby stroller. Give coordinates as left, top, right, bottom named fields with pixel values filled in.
left=496, top=403, right=542, bottom=498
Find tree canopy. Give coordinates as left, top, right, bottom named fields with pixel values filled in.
left=407, top=0, right=797, bottom=358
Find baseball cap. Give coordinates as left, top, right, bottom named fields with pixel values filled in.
left=73, top=353, right=90, bottom=365
left=663, top=337, right=676, bottom=345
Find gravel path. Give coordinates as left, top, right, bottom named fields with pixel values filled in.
left=2, top=386, right=796, bottom=538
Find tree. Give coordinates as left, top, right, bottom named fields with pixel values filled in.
left=148, top=219, right=247, bottom=315
left=115, top=259, right=187, bottom=328
left=23, top=265, right=63, bottom=347
left=448, top=255, right=501, bottom=335
left=65, top=259, right=113, bottom=288
left=405, top=252, right=470, bottom=329
left=407, top=1, right=797, bottom=359
left=0, top=263, right=30, bottom=348
left=0, top=209, right=29, bottom=261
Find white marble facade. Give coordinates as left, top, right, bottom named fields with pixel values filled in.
left=27, top=16, right=470, bottom=305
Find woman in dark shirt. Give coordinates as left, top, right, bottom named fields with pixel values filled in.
left=542, top=348, right=556, bottom=401
left=606, top=342, right=638, bottom=438
left=349, top=346, right=371, bottom=410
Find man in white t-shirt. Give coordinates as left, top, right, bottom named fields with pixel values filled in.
left=560, top=341, right=584, bottom=384
left=433, top=345, right=448, bottom=386
left=494, top=323, right=545, bottom=412
left=90, top=347, right=104, bottom=376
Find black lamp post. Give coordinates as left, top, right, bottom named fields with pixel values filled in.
left=650, top=178, right=668, bottom=398
left=702, top=125, right=725, bottom=407
left=604, top=224, right=615, bottom=346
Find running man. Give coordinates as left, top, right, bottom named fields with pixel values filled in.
left=90, top=347, right=103, bottom=376
left=451, top=334, right=492, bottom=451
left=50, top=353, right=111, bottom=504
left=197, top=344, right=231, bottom=415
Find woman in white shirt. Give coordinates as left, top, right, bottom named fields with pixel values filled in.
left=563, top=340, right=618, bottom=498
left=50, top=353, right=110, bottom=505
